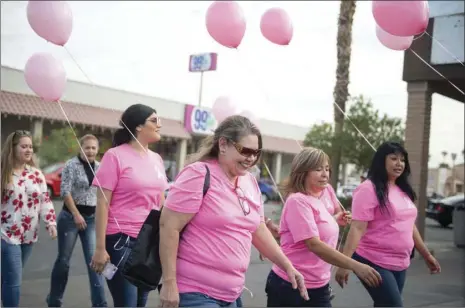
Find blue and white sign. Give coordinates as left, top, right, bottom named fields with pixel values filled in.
left=188, top=53, right=218, bottom=72
left=184, top=105, right=218, bottom=135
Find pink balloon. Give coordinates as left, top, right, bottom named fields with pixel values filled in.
left=206, top=1, right=246, bottom=48
left=372, top=1, right=429, bottom=37
left=212, top=96, right=238, bottom=123
left=27, top=1, right=73, bottom=46
left=24, top=52, right=67, bottom=102
left=260, top=7, right=293, bottom=46
left=376, top=25, right=413, bottom=51
left=240, top=110, right=259, bottom=126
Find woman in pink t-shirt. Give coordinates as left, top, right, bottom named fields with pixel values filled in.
left=159, top=115, right=308, bottom=307
left=265, top=147, right=381, bottom=307
left=336, top=142, right=441, bottom=307
left=90, top=104, right=169, bottom=307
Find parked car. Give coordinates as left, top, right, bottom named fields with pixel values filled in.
left=426, top=194, right=465, bottom=228
left=337, top=184, right=357, bottom=199
left=43, top=162, right=65, bottom=198
left=257, top=179, right=280, bottom=204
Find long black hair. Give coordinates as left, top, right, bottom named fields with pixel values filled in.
left=367, top=141, right=416, bottom=213
left=112, top=104, right=156, bottom=147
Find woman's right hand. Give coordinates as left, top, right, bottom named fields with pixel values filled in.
left=335, top=267, right=350, bottom=288
left=353, top=263, right=382, bottom=288
left=159, top=280, right=179, bottom=307
left=90, top=248, right=110, bottom=274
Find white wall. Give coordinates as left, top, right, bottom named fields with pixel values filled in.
left=429, top=1, right=464, bottom=18
left=1, top=66, right=308, bottom=140
left=430, top=14, right=464, bottom=65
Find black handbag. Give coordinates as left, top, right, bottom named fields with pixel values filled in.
left=122, top=165, right=211, bottom=290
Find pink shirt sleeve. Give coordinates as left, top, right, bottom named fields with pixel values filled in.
left=164, top=162, right=207, bottom=214
left=285, top=195, right=319, bottom=243
left=351, top=181, right=379, bottom=221
left=92, top=149, right=120, bottom=191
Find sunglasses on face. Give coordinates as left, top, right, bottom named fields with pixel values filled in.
left=14, top=130, right=32, bottom=137
left=230, top=140, right=261, bottom=158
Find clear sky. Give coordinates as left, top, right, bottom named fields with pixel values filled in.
left=1, top=1, right=463, bottom=167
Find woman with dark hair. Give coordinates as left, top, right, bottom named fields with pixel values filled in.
left=90, top=104, right=169, bottom=307
left=159, top=115, right=308, bottom=307
left=335, top=141, right=441, bottom=307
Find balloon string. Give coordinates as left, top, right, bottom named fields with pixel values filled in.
left=410, top=49, right=465, bottom=96
left=234, top=48, right=356, bottom=255
left=262, top=161, right=285, bottom=205
left=56, top=100, right=123, bottom=232
left=413, top=31, right=427, bottom=41
left=424, top=31, right=465, bottom=67
left=58, top=47, right=152, bottom=235
left=62, top=46, right=150, bottom=153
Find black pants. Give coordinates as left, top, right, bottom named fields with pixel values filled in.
left=265, top=271, right=332, bottom=307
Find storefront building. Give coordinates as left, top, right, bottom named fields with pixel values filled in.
left=1, top=66, right=306, bottom=183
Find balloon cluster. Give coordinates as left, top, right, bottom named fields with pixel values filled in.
left=206, top=1, right=293, bottom=126
left=205, top=1, right=293, bottom=48
left=24, top=1, right=73, bottom=102
left=373, top=1, right=429, bottom=51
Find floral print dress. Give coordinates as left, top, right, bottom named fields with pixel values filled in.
left=1, top=165, right=56, bottom=245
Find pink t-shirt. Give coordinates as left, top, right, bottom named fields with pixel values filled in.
left=92, top=144, right=169, bottom=238
left=322, top=185, right=340, bottom=215
left=164, top=160, right=263, bottom=303
left=351, top=180, right=418, bottom=271
left=272, top=192, right=339, bottom=289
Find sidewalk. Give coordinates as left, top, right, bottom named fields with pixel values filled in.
left=21, top=242, right=464, bottom=307
left=19, top=202, right=464, bottom=306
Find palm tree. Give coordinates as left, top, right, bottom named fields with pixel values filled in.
left=331, top=0, right=357, bottom=190
left=441, top=151, right=448, bottom=162
left=451, top=153, right=457, bottom=164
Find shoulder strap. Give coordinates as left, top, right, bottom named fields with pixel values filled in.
left=202, top=165, right=210, bottom=197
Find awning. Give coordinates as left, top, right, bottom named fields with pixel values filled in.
left=0, top=91, right=191, bottom=139
left=262, top=135, right=302, bottom=154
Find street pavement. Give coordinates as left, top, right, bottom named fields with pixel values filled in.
left=18, top=201, right=465, bottom=307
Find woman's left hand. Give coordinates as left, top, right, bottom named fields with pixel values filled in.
left=47, top=225, right=57, bottom=239
left=335, top=211, right=352, bottom=226
left=285, top=266, right=309, bottom=301
left=424, top=254, right=441, bottom=274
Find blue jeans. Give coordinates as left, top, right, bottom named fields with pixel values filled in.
left=47, top=210, right=107, bottom=307
left=265, top=270, right=331, bottom=307
left=353, top=252, right=407, bottom=307
left=1, top=239, right=34, bottom=307
left=179, top=292, right=238, bottom=307
left=105, top=232, right=150, bottom=307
